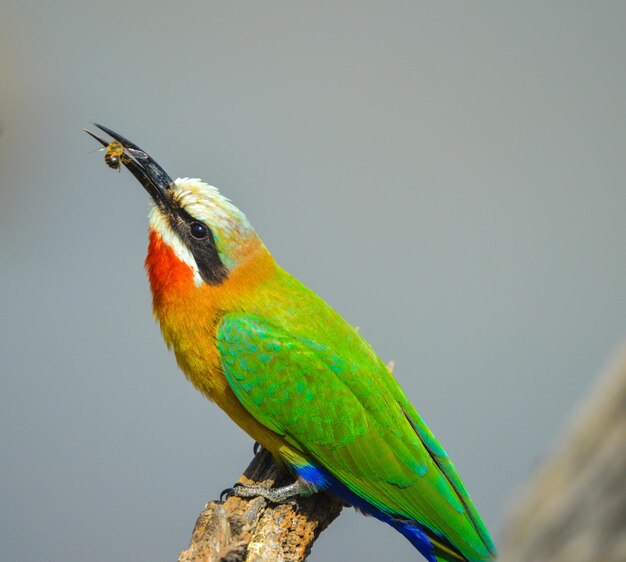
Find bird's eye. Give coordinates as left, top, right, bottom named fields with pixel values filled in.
left=190, top=222, right=208, bottom=240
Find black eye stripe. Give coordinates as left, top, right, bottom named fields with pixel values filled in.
left=169, top=208, right=228, bottom=285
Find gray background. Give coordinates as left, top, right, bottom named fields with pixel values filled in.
left=1, top=3, right=625, bottom=561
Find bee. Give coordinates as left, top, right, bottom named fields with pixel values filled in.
left=104, top=140, right=125, bottom=171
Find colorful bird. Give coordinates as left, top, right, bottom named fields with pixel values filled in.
left=86, top=124, right=496, bottom=562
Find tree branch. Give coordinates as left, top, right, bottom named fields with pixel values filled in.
left=499, top=344, right=626, bottom=562
left=178, top=449, right=344, bottom=562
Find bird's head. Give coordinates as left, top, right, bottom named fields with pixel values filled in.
left=86, top=125, right=269, bottom=295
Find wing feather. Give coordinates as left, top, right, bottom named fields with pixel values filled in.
left=217, top=312, right=494, bottom=561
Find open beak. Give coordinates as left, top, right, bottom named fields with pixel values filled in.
left=85, top=123, right=173, bottom=209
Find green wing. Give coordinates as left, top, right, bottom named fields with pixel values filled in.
left=217, top=312, right=494, bottom=561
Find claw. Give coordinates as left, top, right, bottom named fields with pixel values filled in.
left=227, top=481, right=304, bottom=503
left=220, top=487, right=236, bottom=502
left=253, top=441, right=262, bottom=455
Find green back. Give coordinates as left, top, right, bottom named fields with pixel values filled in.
left=217, top=268, right=495, bottom=561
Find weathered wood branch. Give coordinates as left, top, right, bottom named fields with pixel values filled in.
left=499, top=344, right=626, bottom=562
left=178, top=449, right=344, bottom=562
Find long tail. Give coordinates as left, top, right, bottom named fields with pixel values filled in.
left=293, top=461, right=495, bottom=562
left=391, top=518, right=471, bottom=562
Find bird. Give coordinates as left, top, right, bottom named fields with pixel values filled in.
left=86, top=124, right=496, bottom=562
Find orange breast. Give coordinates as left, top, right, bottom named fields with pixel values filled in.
left=144, top=230, right=301, bottom=460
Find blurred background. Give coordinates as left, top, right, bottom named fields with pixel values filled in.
left=1, top=3, right=625, bottom=561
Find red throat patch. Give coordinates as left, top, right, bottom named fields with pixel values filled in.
left=145, top=230, right=195, bottom=305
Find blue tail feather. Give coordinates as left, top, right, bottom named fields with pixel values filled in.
left=293, top=463, right=437, bottom=562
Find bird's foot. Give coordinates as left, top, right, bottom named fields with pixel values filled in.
left=220, top=481, right=305, bottom=504
left=220, top=487, right=237, bottom=502
left=253, top=441, right=263, bottom=455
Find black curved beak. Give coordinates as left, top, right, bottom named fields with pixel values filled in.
left=85, top=123, right=173, bottom=209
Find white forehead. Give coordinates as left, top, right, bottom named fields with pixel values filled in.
left=171, top=177, right=240, bottom=226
